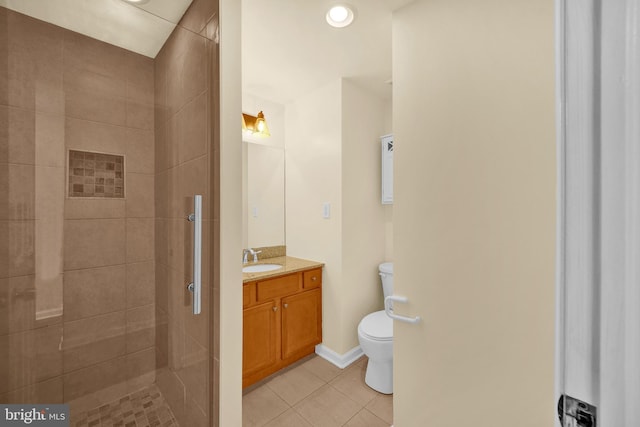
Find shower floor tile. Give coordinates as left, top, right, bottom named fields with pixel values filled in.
left=71, top=384, right=179, bottom=427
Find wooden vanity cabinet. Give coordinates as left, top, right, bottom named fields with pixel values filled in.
left=242, top=268, right=322, bottom=388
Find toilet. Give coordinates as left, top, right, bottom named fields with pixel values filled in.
left=357, top=262, right=394, bottom=394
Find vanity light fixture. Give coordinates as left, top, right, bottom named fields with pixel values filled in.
left=242, top=111, right=271, bottom=137
left=326, top=4, right=355, bottom=28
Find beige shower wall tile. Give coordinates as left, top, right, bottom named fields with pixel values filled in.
left=65, top=118, right=127, bottom=156
left=63, top=219, right=125, bottom=270
left=126, top=304, right=155, bottom=353
left=179, top=0, right=217, bottom=35
left=0, top=325, right=63, bottom=394
left=183, top=284, right=209, bottom=350
left=0, top=220, right=36, bottom=278
left=35, top=166, right=64, bottom=223
left=126, top=218, right=155, bottom=263
left=177, top=335, right=208, bottom=413
left=178, top=92, right=208, bottom=164
left=63, top=265, right=126, bottom=321
left=64, top=198, right=125, bottom=219
left=63, top=56, right=126, bottom=126
left=3, top=11, right=64, bottom=114
left=126, top=173, right=155, bottom=218
left=0, top=275, right=36, bottom=336
left=155, top=263, right=169, bottom=313
left=63, top=311, right=126, bottom=373
left=63, top=356, right=127, bottom=402
left=156, top=368, right=185, bottom=423
left=125, top=52, right=154, bottom=100
left=184, top=392, right=209, bottom=427
left=126, top=261, right=155, bottom=308
left=126, top=101, right=154, bottom=130
left=126, top=347, right=156, bottom=380
left=126, top=128, right=154, bottom=174
left=166, top=218, right=185, bottom=273
left=0, top=105, right=35, bottom=165
left=0, top=164, right=35, bottom=220
left=179, top=28, right=207, bottom=108
left=35, top=112, right=65, bottom=167
left=64, top=85, right=126, bottom=127
left=63, top=30, right=128, bottom=81
left=179, top=155, right=209, bottom=221
left=0, top=377, right=63, bottom=404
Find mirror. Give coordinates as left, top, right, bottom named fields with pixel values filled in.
left=242, top=142, right=285, bottom=248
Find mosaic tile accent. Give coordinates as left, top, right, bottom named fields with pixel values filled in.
left=71, top=385, right=178, bottom=427
left=68, top=150, right=125, bottom=198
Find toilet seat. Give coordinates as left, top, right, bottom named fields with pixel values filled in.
left=358, top=310, right=393, bottom=341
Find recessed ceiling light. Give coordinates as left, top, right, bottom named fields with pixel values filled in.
left=122, top=0, right=150, bottom=4
left=326, top=4, right=355, bottom=28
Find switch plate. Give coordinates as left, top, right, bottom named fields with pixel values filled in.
left=322, top=203, right=330, bottom=219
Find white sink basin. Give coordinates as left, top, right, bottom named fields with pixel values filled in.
left=242, top=264, right=283, bottom=273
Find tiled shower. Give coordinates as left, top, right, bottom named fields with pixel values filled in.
left=0, top=1, right=220, bottom=425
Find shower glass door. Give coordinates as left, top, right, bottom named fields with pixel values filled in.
left=0, top=2, right=218, bottom=426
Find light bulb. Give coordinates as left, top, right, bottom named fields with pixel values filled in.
left=329, top=6, right=349, bottom=23
left=326, top=4, right=355, bottom=28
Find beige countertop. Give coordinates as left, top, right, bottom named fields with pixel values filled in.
left=242, top=256, right=324, bottom=283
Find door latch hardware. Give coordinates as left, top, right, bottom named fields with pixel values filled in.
left=558, top=394, right=597, bottom=427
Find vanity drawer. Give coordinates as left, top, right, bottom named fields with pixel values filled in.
left=303, top=268, right=322, bottom=289
left=243, top=283, right=256, bottom=307
left=257, top=273, right=300, bottom=301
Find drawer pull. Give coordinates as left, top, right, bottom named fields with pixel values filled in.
left=312, top=276, right=317, bottom=281
left=272, top=306, right=278, bottom=312
left=283, top=303, right=289, bottom=308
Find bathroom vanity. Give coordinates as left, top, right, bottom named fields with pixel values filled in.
left=242, top=256, right=323, bottom=388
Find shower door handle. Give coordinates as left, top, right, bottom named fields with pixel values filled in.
left=187, top=195, right=202, bottom=315
left=384, top=295, right=421, bottom=324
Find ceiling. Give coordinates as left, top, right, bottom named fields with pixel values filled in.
left=0, top=0, right=192, bottom=58
left=0, top=0, right=414, bottom=100
left=242, top=0, right=415, bottom=105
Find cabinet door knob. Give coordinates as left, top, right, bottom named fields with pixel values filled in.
left=283, top=303, right=288, bottom=308
left=272, top=306, right=278, bottom=312
left=311, top=276, right=317, bottom=281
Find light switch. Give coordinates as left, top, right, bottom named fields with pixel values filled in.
left=322, top=203, right=330, bottom=219
left=252, top=207, right=258, bottom=217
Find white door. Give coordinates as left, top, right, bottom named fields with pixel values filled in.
left=558, top=0, right=640, bottom=426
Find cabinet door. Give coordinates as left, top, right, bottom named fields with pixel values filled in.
left=243, top=301, right=278, bottom=377
left=281, top=289, right=322, bottom=359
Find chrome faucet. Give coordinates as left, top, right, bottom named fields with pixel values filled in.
left=243, top=248, right=262, bottom=264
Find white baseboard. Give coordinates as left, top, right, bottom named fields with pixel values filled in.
left=315, top=344, right=364, bottom=369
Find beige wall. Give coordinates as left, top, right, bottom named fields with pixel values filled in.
left=285, top=79, right=344, bottom=351
left=285, top=79, right=390, bottom=354
left=341, top=79, right=389, bottom=352
left=392, top=0, right=556, bottom=425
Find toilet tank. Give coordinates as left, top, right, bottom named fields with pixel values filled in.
left=378, top=262, right=394, bottom=299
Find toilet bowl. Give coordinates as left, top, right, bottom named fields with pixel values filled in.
left=357, top=262, right=394, bottom=394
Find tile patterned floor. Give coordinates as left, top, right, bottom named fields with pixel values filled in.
left=71, top=384, right=178, bottom=427
left=243, top=356, right=393, bottom=427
